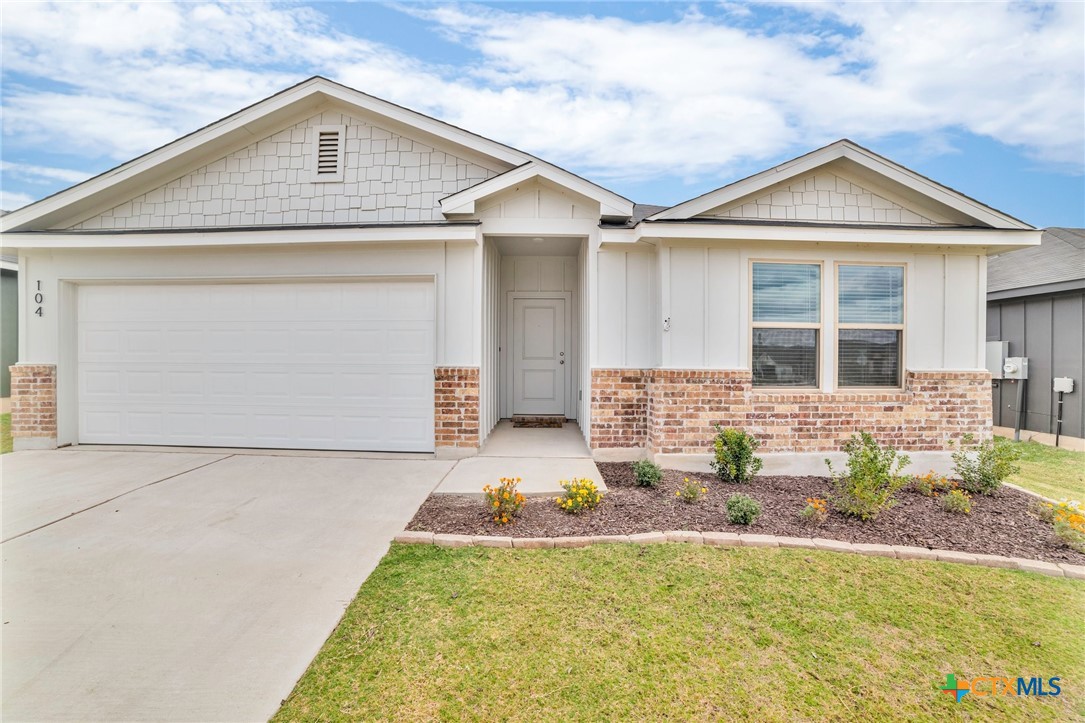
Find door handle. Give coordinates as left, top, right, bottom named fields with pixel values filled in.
left=560, top=360, right=564, bottom=364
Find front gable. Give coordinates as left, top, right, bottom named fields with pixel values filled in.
left=70, top=108, right=502, bottom=230
left=1, top=76, right=531, bottom=233
left=650, top=139, right=1031, bottom=230
left=476, top=179, right=600, bottom=221
left=700, top=164, right=943, bottom=225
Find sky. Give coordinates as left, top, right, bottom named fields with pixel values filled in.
left=1, top=1, right=1083, bottom=228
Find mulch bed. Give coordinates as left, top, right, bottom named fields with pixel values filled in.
left=406, top=463, right=1085, bottom=565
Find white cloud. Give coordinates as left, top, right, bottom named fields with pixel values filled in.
left=1, top=0, right=1081, bottom=201
left=0, top=161, right=92, bottom=185
left=0, top=190, right=37, bottom=212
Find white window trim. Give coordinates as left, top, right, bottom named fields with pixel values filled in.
left=748, top=259, right=824, bottom=391
left=834, top=261, right=907, bottom=391
left=310, top=124, right=345, bottom=183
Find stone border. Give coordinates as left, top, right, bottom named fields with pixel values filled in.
left=393, top=530, right=1085, bottom=581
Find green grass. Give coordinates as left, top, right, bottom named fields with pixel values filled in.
left=1, top=413, right=10, bottom=454
left=275, top=544, right=1084, bottom=722
left=997, top=437, right=1085, bottom=502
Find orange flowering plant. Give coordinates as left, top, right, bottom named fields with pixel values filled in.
left=483, top=476, right=526, bottom=525
left=1036, top=500, right=1085, bottom=553
left=799, top=497, right=828, bottom=525
left=913, top=471, right=956, bottom=497
left=555, top=478, right=603, bottom=513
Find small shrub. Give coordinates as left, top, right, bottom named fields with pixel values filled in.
left=826, top=432, right=911, bottom=522
left=942, top=488, right=973, bottom=515
left=482, top=476, right=525, bottom=525
left=1037, top=500, right=1085, bottom=553
left=554, top=478, right=603, bottom=513
left=913, top=471, right=954, bottom=497
left=951, top=434, right=1021, bottom=495
left=726, top=493, right=762, bottom=525
left=710, top=426, right=764, bottom=483
left=631, top=459, right=663, bottom=488
left=799, top=497, right=828, bottom=525
left=676, top=477, right=708, bottom=504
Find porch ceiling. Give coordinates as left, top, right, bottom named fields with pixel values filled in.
left=490, top=235, right=583, bottom=256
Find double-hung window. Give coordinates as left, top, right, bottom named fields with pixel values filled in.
left=751, top=262, right=821, bottom=387
left=836, top=264, right=904, bottom=388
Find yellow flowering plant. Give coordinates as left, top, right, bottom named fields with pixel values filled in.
left=676, top=477, right=708, bottom=504
left=482, top=476, right=526, bottom=525
left=554, top=478, right=603, bottom=513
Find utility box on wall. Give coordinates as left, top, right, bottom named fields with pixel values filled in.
left=1054, top=377, right=1074, bottom=394
left=1003, top=357, right=1029, bottom=380
left=986, top=341, right=1009, bottom=379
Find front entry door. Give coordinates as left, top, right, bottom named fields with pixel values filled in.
left=512, top=297, right=566, bottom=416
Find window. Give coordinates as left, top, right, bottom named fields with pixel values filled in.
left=837, top=264, right=904, bottom=387
left=311, top=125, right=345, bottom=183
left=751, top=262, right=821, bottom=387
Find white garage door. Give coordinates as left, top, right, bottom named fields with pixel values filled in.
left=78, top=280, right=435, bottom=452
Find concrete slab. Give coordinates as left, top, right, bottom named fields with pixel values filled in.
left=2, top=452, right=451, bottom=723
left=433, top=455, right=606, bottom=496
left=2, top=450, right=230, bottom=541
left=479, top=421, right=590, bottom=458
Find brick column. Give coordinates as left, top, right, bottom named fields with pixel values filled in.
left=434, top=366, right=479, bottom=458
left=10, top=364, right=58, bottom=451
left=589, top=369, right=649, bottom=450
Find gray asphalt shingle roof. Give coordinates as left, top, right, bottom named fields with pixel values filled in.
left=987, top=227, right=1085, bottom=294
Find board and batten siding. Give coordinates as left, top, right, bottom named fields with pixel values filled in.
left=67, top=110, right=501, bottom=230
left=601, top=244, right=986, bottom=388
left=595, top=247, right=659, bottom=368
left=988, top=291, right=1085, bottom=439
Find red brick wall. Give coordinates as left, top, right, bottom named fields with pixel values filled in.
left=10, top=364, right=57, bottom=447
left=590, top=369, right=649, bottom=448
left=434, top=366, right=480, bottom=449
left=591, top=368, right=992, bottom=455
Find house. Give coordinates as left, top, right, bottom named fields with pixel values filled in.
left=1, top=77, right=1040, bottom=471
left=987, top=227, right=1084, bottom=442
left=1, top=251, right=15, bottom=398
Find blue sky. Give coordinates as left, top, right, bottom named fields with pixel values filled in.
left=2, top=1, right=1082, bottom=227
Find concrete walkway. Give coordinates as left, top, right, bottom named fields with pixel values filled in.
left=434, top=421, right=605, bottom=496
left=2, top=448, right=452, bottom=722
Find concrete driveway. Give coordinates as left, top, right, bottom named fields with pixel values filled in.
left=2, top=449, right=451, bottom=722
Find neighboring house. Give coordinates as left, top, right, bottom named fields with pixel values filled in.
left=1, top=77, right=1040, bottom=470
left=987, top=227, right=1085, bottom=440
left=1, top=252, right=16, bottom=398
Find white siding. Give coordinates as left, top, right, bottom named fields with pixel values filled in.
left=703, top=170, right=940, bottom=225
left=69, top=110, right=501, bottom=230
left=595, top=247, right=657, bottom=368
left=478, top=180, right=598, bottom=219
left=480, top=240, right=501, bottom=442
left=657, top=243, right=987, bottom=378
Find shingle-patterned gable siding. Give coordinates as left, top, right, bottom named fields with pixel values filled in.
left=703, top=171, right=938, bottom=225
left=69, top=111, right=501, bottom=230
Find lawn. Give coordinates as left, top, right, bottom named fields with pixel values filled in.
left=998, top=437, right=1085, bottom=502
left=1, top=413, right=11, bottom=454
left=275, top=544, right=1083, bottom=722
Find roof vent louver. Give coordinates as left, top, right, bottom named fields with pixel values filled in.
left=311, top=124, right=345, bottom=183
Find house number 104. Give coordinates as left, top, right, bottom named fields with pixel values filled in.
left=34, top=280, right=44, bottom=317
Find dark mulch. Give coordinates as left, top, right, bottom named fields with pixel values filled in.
left=406, top=463, right=1085, bottom=565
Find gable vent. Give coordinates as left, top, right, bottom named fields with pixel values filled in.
left=311, top=124, right=345, bottom=183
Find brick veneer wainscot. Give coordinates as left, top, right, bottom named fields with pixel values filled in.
left=434, top=366, right=480, bottom=449
left=592, top=368, right=992, bottom=454
left=10, top=364, right=58, bottom=446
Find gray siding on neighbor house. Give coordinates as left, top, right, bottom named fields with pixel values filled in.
left=987, top=290, right=1085, bottom=439
left=1, top=269, right=17, bottom=397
